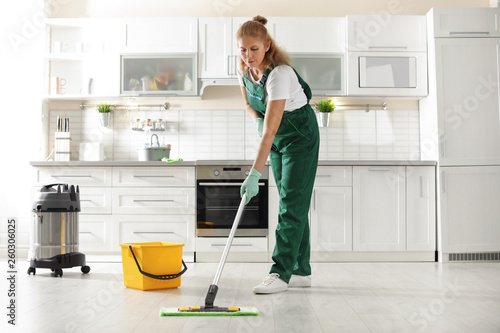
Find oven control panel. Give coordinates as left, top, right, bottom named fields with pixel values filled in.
left=196, top=165, right=269, bottom=180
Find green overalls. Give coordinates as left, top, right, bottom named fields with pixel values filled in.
left=242, top=66, right=320, bottom=283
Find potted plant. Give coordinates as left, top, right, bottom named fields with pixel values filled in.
left=97, top=103, right=113, bottom=127
left=315, top=98, right=335, bottom=127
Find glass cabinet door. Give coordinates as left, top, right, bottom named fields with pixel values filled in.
left=121, top=54, right=197, bottom=95
left=290, top=54, right=345, bottom=96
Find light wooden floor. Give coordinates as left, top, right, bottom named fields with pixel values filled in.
left=2, top=260, right=500, bottom=333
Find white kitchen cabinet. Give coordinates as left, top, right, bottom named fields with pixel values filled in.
left=430, top=7, right=500, bottom=38
left=310, top=166, right=353, bottom=252
left=115, top=214, right=195, bottom=252
left=268, top=17, right=346, bottom=53
left=112, top=167, right=195, bottom=186
left=124, top=18, right=198, bottom=52
left=33, top=167, right=112, bottom=187
left=198, top=17, right=249, bottom=80
left=311, top=187, right=353, bottom=252
left=195, top=236, right=268, bottom=262
left=347, top=15, right=426, bottom=51
left=79, top=215, right=112, bottom=252
left=79, top=187, right=112, bottom=215
left=440, top=166, right=500, bottom=253
left=112, top=187, right=195, bottom=215
left=435, top=38, right=500, bottom=166
left=406, top=166, right=436, bottom=251
left=353, top=166, right=406, bottom=251
left=198, top=17, right=235, bottom=79
left=45, top=19, right=123, bottom=98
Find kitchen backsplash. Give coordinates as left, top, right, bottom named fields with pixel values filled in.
left=47, top=109, right=420, bottom=161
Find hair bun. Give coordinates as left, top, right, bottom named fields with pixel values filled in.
left=252, top=15, right=268, bottom=26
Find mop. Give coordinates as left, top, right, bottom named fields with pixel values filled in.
left=160, top=192, right=259, bottom=316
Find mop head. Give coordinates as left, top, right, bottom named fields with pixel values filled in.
left=160, top=305, right=259, bottom=316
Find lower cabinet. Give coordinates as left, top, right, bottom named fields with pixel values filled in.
left=352, top=166, right=406, bottom=251
left=440, top=166, right=500, bottom=253
left=268, top=164, right=436, bottom=261
left=310, top=187, right=353, bottom=252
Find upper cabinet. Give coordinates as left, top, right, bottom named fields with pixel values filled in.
left=429, top=8, right=500, bottom=38
left=124, top=18, right=198, bottom=52
left=268, top=17, right=345, bottom=53
left=347, top=15, right=426, bottom=51
left=346, top=15, right=428, bottom=97
left=45, top=18, right=124, bottom=98
left=198, top=17, right=249, bottom=80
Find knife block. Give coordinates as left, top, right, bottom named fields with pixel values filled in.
left=54, top=132, right=71, bottom=161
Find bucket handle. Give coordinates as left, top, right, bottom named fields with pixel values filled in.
left=128, top=245, right=187, bottom=280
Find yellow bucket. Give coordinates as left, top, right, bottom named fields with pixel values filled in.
left=120, top=242, right=187, bottom=291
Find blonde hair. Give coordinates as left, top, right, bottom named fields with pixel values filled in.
left=236, top=15, right=290, bottom=73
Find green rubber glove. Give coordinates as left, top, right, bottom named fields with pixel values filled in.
left=255, top=117, right=264, bottom=137
left=240, top=168, right=261, bottom=204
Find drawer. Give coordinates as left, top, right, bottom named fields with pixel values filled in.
left=33, top=167, right=112, bottom=187
left=116, top=214, right=194, bottom=252
left=80, top=187, right=111, bottom=214
left=79, top=215, right=112, bottom=252
left=196, top=237, right=268, bottom=253
left=314, top=166, right=352, bottom=186
left=113, top=167, right=195, bottom=187
left=112, top=187, right=195, bottom=215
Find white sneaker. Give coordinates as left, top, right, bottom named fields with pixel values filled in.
left=253, top=273, right=288, bottom=294
left=288, top=275, right=311, bottom=288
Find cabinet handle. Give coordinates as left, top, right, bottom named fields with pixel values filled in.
left=133, top=231, right=174, bottom=234
left=316, top=175, right=332, bottom=178
left=368, top=46, right=408, bottom=50
left=51, top=175, right=92, bottom=178
left=133, top=175, right=174, bottom=178
left=313, top=189, right=316, bottom=210
left=79, top=231, right=92, bottom=234
left=80, top=199, right=92, bottom=202
left=204, top=23, right=208, bottom=71
left=133, top=199, right=175, bottom=203
left=227, top=55, right=232, bottom=76
left=368, top=168, right=390, bottom=172
left=449, top=31, right=490, bottom=35
left=211, top=244, right=252, bottom=247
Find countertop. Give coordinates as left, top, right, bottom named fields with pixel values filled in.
left=30, top=160, right=437, bottom=167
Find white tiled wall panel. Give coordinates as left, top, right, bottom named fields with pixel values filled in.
left=48, top=108, right=420, bottom=161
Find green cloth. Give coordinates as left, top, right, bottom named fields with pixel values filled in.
left=161, top=157, right=184, bottom=163
left=241, top=66, right=319, bottom=283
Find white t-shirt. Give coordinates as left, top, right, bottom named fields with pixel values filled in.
left=237, top=65, right=308, bottom=112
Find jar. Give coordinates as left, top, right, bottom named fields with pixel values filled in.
left=155, top=119, right=163, bottom=130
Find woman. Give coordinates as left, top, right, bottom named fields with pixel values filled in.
left=237, top=16, right=320, bottom=294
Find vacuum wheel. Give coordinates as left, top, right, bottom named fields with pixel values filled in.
left=27, top=267, right=36, bottom=275
left=81, top=266, right=91, bottom=274
left=54, top=268, right=63, bottom=277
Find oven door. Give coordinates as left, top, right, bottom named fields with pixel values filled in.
left=197, top=180, right=268, bottom=237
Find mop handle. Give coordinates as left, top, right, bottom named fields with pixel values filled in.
left=212, top=192, right=247, bottom=286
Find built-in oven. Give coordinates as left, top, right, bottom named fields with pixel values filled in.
left=196, top=164, right=268, bottom=237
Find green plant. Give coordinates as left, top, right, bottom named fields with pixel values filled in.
left=315, top=99, right=335, bottom=113
left=97, top=103, right=113, bottom=113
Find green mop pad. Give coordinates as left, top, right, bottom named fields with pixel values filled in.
left=160, top=306, right=258, bottom=316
